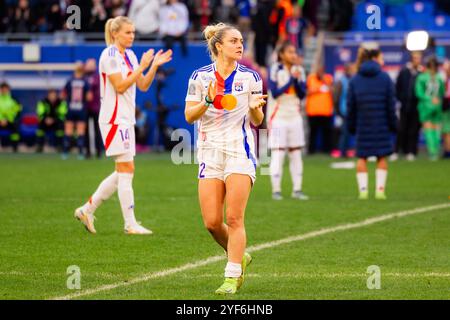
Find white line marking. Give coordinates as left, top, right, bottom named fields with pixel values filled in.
left=176, top=272, right=450, bottom=279
left=50, top=203, right=450, bottom=300
left=0, top=271, right=120, bottom=279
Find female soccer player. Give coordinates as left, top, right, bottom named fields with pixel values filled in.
left=347, top=47, right=396, bottom=200
left=185, top=23, right=267, bottom=294
left=267, top=41, right=308, bottom=201
left=61, top=62, right=90, bottom=160
left=74, top=16, right=172, bottom=234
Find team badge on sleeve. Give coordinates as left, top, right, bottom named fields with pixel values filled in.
left=110, top=59, right=118, bottom=69
left=189, top=83, right=196, bottom=95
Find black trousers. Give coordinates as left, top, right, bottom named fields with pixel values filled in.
left=162, top=35, right=188, bottom=56
left=308, top=116, right=333, bottom=154
left=254, top=40, right=268, bottom=67
left=36, top=119, right=64, bottom=151
left=395, top=106, right=421, bottom=155
left=0, top=121, right=20, bottom=151
left=85, top=112, right=103, bottom=158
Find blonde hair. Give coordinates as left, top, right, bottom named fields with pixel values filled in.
left=203, top=23, right=237, bottom=61
left=104, top=16, right=134, bottom=46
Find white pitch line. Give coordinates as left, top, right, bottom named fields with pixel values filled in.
left=50, top=202, right=450, bottom=300
left=176, top=272, right=450, bottom=279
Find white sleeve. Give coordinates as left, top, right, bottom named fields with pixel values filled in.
left=185, top=72, right=203, bottom=102
left=269, top=64, right=279, bottom=83
left=102, top=53, right=121, bottom=75
left=249, top=73, right=263, bottom=101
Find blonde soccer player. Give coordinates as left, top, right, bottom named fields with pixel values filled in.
left=185, top=23, right=267, bottom=294
left=267, top=41, right=308, bottom=201
left=74, top=16, right=172, bottom=234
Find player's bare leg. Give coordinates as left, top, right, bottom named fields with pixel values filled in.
left=215, top=174, right=252, bottom=294
left=198, top=178, right=228, bottom=250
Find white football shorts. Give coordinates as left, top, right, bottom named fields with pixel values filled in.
left=197, top=147, right=256, bottom=184
left=268, top=116, right=305, bottom=149
left=100, top=123, right=136, bottom=162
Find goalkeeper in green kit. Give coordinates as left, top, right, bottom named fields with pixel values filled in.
left=415, top=56, right=445, bottom=160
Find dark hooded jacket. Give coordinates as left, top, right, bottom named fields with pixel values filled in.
left=347, top=60, right=397, bottom=158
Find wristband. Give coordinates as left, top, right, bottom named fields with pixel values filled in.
left=205, top=95, right=214, bottom=107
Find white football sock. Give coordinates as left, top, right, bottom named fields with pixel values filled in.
left=357, top=172, right=368, bottom=192
left=224, top=261, right=242, bottom=278
left=288, top=149, right=303, bottom=192
left=117, top=172, right=138, bottom=227
left=82, top=172, right=118, bottom=215
left=270, top=149, right=286, bottom=193
left=376, top=169, right=387, bottom=193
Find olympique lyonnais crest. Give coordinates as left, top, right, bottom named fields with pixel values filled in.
left=234, top=82, right=243, bottom=92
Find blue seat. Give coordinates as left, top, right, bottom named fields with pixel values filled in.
left=406, top=1, right=434, bottom=16
left=431, top=14, right=450, bottom=31
left=386, top=4, right=405, bottom=17
left=407, top=15, right=432, bottom=30
left=383, top=15, right=407, bottom=31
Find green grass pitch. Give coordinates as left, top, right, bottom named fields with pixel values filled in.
left=0, top=152, right=449, bottom=299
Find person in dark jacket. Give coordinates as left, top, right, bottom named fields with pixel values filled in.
left=392, top=51, right=423, bottom=161
left=347, top=47, right=397, bottom=200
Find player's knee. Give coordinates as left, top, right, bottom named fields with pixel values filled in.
left=225, top=213, right=244, bottom=229
left=116, top=162, right=135, bottom=173
left=204, top=219, right=222, bottom=234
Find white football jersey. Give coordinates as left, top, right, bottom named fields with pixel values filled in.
left=185, top=62, right=263, bottom=161
left=99, top=45, right=138, bottom=126
left=267, top=62, right=305, bottom=123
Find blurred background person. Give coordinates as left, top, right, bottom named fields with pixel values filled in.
left=269, top=0, right=293, bottom=46
left=35, top=89, right=67, bottom=153
left=89, top=0, right=109, bottom=32
left=285, top=3, right=309, bottom=51
left=306, top=65, right=334, bottom=154
left=236, top=0, right=252, bottom=34
left=415, top=56, right=445, bottom=161
left=188, top=0, right=213, bottom=32
left=251, top=0, right=275, bottom=67
left=109, top=0, right=128, bottom=18
left=267, top=41, right=308, bottom=201
left=443, top=61, right=450, bottom=159
left=159, top=0, right=190, bottom=57
left=61, top=62, right=92, bottom=160
left=391, top=51, right=423, bottom=161
left=334, top=62, right=355, bottom=158
left=128, top=0, right=160, bottom=36
left=7, top=0, right=34, bottom=33
left=347, top=47, right=396, bottom=200
left=0, top=82, right=21, bottom=152
left=84, top=58, right=103, bottom=159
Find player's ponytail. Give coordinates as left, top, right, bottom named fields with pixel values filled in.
left=104, top=16, right=134, bottom=46
left=356, top=46, right=381, bottom=71
left=203, top=23, right=236, bottom=61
